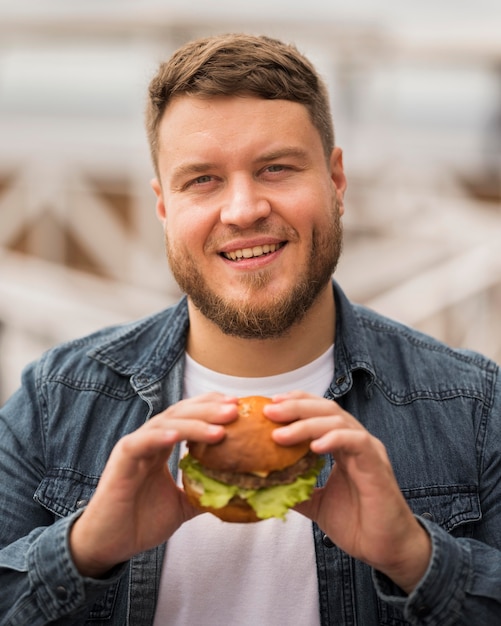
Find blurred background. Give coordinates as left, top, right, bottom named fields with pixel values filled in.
left=0, top=0, right=500, bottom=403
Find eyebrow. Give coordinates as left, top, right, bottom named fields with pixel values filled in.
left=169, top=162, right=217, bottom=188
left=254, top=147, right=310, bottom=164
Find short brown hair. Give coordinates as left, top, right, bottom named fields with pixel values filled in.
left=146, top=33, right=335, bottom=175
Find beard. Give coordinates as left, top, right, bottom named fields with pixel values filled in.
left=166, top=203, right=343, bottom=339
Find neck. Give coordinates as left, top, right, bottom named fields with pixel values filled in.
left=186, top=284, right=336, bottom=377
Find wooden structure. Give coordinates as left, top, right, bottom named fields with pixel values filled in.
left=0, top=4, right=500, bottom=401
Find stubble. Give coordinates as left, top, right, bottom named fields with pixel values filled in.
left=166, top=201, right=343, bottom=339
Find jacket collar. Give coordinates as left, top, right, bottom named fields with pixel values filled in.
left=331, top=281, right=376, bottom=397
left=87, top=281, right=375, bottom=394
left=88, top=296, right=190, bottom=387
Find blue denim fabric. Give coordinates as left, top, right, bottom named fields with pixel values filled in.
left=1, top=281, right=500, bottom=625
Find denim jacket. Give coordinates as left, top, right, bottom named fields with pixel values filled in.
left=1, top=281, right=500, bottom=625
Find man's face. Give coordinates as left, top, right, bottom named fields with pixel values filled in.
left=152, top=95, right=346, bottom=339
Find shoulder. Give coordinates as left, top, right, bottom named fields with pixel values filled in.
left=28, top=298, right=189, bottom=390
left=355, top=302, right=493, bottom=363
left=351, top=302, right=499, bottom=402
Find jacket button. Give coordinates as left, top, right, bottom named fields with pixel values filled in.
left=76, top=499, right=88, bottom=509
left=416, top=604, right=431, bottom=617
left=55, top=586, right=68, bottom=600
left=421, top=512, right=434, bottom=521
left=322, top=534, right=335, bottom=548
left=335, top=376, right=346, bottom=385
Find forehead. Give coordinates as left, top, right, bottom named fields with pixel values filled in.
left=156, top=95, right=322, bottom=165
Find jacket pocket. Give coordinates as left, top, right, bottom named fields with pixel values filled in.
left=34, top=468, right=121, bottom=622
left=377, top=485, right=481, bottom=625
left=34, top=467, right=100, bottom=517
left=404, top=484, right=481, bottom=536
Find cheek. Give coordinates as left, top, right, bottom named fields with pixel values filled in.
left=165, top=208, right=215, bottom=256
left=290, top=188, right=333, bottom=231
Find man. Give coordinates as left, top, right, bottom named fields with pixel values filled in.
left=0, top=33, right=500, bottom=625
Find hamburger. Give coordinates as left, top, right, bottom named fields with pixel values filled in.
left=180, top=396, right=323, bottom=523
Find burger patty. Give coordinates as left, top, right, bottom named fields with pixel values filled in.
left=202, top=450, right=320, bottom=490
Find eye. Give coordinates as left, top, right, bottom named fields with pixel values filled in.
left=192, top=174, right=214, bottom=185
left=181, top=174, right=218, bottom=192
left=264, top=164, right=287, bottom=174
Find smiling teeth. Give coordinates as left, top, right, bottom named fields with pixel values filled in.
left=224, top=243, right=279, bottom=261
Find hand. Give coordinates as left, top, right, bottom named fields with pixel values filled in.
left=266, top=391, right=431, bottom=594
left=70, top=393, right=238, bottom=578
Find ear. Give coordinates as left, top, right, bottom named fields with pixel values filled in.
left=151, top=178, right=166, bottom=223
left=329, top=147, right=347, bottom=216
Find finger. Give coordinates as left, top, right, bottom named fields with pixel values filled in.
left=310, top=430, right=392, bottom=486
left=265, top=396, right=350, bottom=425
left=310, top=428, right=375, bottom=457
left=113, top=421, right=225, bottom=467
left=272, top=411, right=363, bottom=446
left=178, top=392, right=238, bottom=406
left=152, top=396, right=238, bottom=426
left=271, top=390, right=314, bottom=401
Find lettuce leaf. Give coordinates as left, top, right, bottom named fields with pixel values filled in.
left=246, top=467, right=320, bottom=520
left=179, top=454, right=323, bottom=520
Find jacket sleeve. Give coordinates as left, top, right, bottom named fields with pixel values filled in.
left=374, top=518, right=501, bottom=625
left=0, top=511, right=124, bottom=625
left=0, top=361, right=124, bottom=625
left=373, top=367, right=501, bottom=625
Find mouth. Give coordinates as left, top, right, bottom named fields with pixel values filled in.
left=221, top=242, right=286, bottom=262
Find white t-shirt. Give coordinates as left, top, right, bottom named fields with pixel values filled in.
left=153, top=346, right=334, bottom=626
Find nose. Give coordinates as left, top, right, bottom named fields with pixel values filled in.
left=220, top=176, right=271, bottom=228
